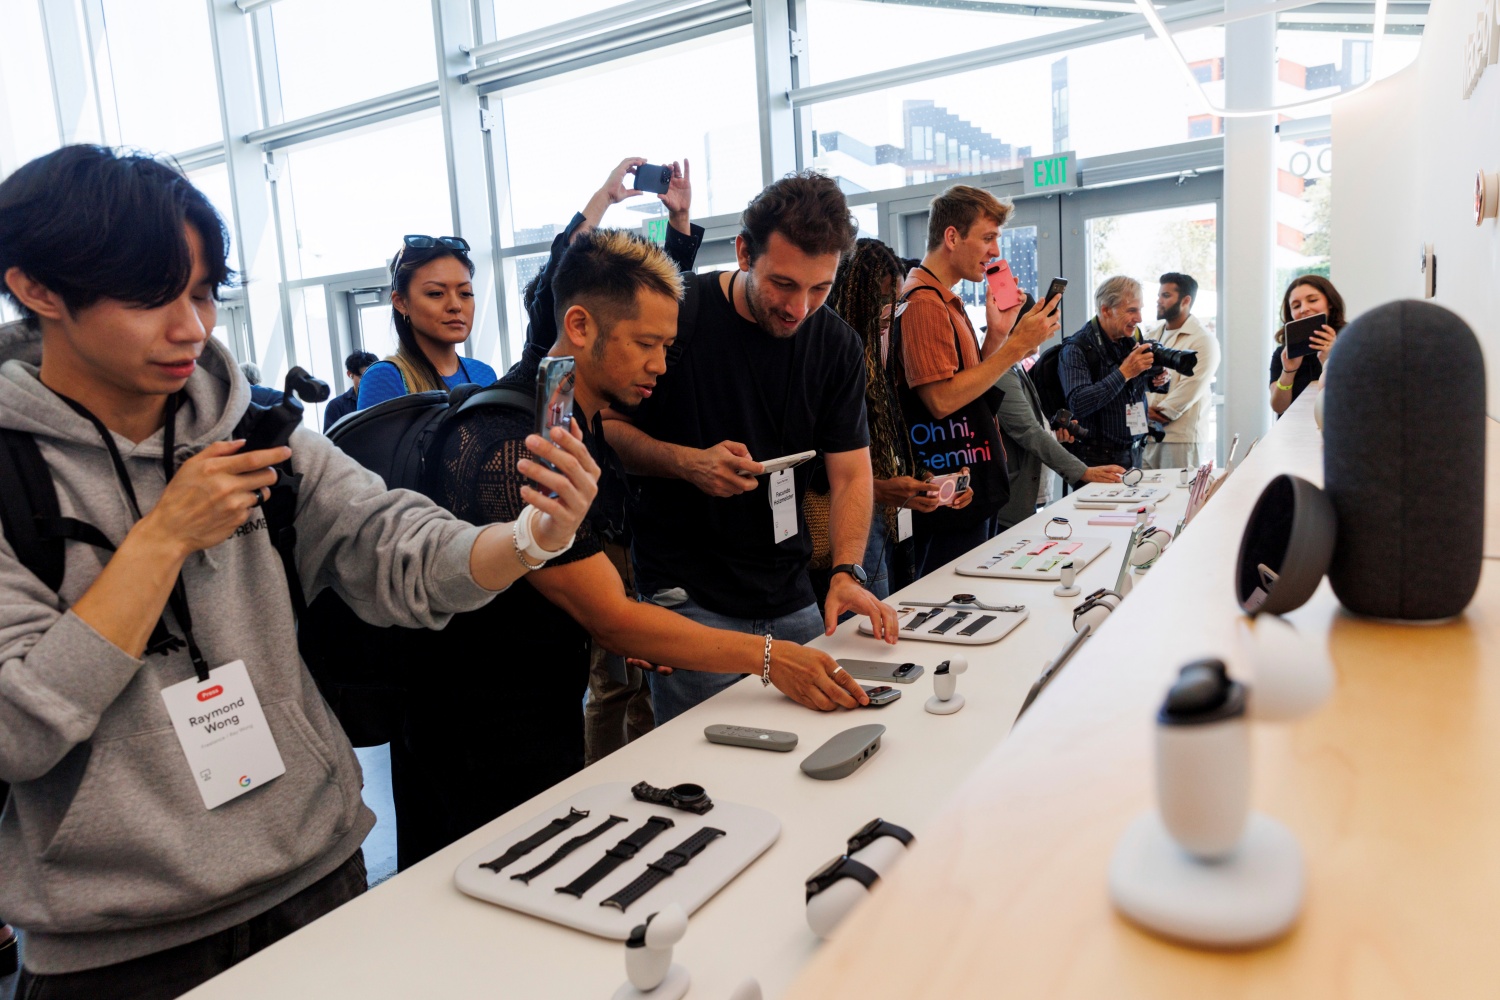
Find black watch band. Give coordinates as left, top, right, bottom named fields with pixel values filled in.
left=554, top=815, right=676, bottom=898
left=805, top=855, right=881, bottom=901
left=479, top=807, right=590, bottom=874
left=845, top=817, right=915, bottom=855
left=511, top=814, right=627, bottom=885
left=830, top=563, right=868, bottom=587
left=599, top=826, right=726, bottom=912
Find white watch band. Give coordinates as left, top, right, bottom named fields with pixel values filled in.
left=515, top=504, right=575, bottom=564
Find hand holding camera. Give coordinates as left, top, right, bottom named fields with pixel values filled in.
left=1119, top=342, right=1156, bottom=380
left=1050, top=408, right=1089, bottom=441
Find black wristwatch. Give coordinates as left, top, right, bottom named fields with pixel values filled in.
left=631, top=781, right=714, bottom=815
left=830, top=564, right=868, bottom=587
left=846, top=817, right=915, bottom=855
left=805, top=854, right=881, bottom=901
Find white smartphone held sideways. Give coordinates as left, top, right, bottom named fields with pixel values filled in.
left=739, top=449, right=817, bottom=477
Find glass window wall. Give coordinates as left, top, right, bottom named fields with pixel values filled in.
left=100, top=0, right=221, bottom=154
left=0, top=0, right=60, bottom=177
left=492, top=1, right=620, bottom=39
left=271, top=0, right=437, bottom=122
left=279, top=112, right=452, bottom=279
left=497, top=28, right=762, bottom=246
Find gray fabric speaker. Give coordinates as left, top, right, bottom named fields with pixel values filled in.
left=1322, top=300, right=1487, bottom=621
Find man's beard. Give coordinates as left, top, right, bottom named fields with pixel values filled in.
left=1157, top=301, right=1181, bottom=323
left=744, top=271, right=800, bottom=340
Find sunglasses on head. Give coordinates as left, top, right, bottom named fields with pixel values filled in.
left=402, top=234, right=470, bottom=251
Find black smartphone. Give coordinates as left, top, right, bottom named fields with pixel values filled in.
left=1282, top=312, right=1328, bottom=360
left=534, top=356, right=575, bottom=468
left=1042, top=277, right=1067, bottom=315
left=862, top=685, right=902, bottom=707
left=632, top=163, right=673, bottom=194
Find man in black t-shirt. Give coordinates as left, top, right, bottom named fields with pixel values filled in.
left=605, top=172, right=901, bottom=724
left=434, top=230, right=867, bottom=763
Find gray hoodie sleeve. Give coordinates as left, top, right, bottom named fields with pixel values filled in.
left=0, top=553, right=145, bottom=781
left=284, top=424, right=499, bottom=626
left=996, top=369, right=1088, bottom=483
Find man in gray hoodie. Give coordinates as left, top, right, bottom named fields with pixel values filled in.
left=0, top=146, right=601, bottom=998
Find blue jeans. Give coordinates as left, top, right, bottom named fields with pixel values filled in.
left=862, top=517, right=892, bottom=601
left=645, top=594, right=825, bottom=725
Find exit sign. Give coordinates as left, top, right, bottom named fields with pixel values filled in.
left=642, top=217, right=668, bottom=244
left=1022, top=151, right=1078, bottom=194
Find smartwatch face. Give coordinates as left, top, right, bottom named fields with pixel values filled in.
left=672, top=783, right=706, bottom=803
left=807, top=855, right=848, bottom=895
left=1122, top=468, right=1144, bottom=487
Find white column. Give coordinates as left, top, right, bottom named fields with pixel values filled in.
left=433, top=0, right=503, bottom=370
left=204, top=0, right=292, bottom=375
left=1221, top=0, right=1276, bottom=459
left=753, top=0, right=798, bottom=184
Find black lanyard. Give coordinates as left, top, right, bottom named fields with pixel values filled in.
left=54, top=391, right=212, bottom=682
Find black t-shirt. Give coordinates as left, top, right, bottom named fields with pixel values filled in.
left=628, top=271, right=870, bottom=619
left=1269, top=344, right=1322, bottom=413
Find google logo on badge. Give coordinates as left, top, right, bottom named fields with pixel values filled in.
left=239, top=776, right=252, bottom=788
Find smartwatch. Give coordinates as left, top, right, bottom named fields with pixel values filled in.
left=805, top=854, right=880, bottom=902
left=846, top=817, right=915, bottom=855
left=830, top=564, right=868, bottom=587
left=1044, top=517, right=1072, bottom=540
left=631, top=781, right=715, bottom=815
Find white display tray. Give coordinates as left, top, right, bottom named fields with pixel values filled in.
left=1071, top=483, right=1173, bottom=505
left=955, top=535, right=1113, bottom=581
left=455, top=782, right=779, bottom=939
left=862, top=604, right=1029, bottom=644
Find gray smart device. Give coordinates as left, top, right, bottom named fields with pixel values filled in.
left=836, top=659, right=925, bottom=684
left=703, top=724, right=798, bottom=752
left=799, top=724, right=886, bottom=780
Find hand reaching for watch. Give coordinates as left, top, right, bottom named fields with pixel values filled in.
left=824, top=574, right=900, bottom=644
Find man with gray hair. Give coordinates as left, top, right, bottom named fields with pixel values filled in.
left=1058, top=275, right=1168, bottom=469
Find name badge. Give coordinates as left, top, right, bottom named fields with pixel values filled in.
left=160, top=660, right=286, bottom=810
left=897, top=506, right=913, bottom=542
left=1125, top=401, right=1149, bottom=436
left=768, top=468, right=797, bottom=544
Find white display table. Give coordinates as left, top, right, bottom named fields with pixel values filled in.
left=180, top=469, right=1187, bottom=999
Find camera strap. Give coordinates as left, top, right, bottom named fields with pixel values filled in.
left=51, top=390, right=212, bottom=682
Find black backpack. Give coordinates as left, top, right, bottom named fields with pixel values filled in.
left=1029, top=328, right=1104, bottom=423
left=297, top=381, right=535, bottom=746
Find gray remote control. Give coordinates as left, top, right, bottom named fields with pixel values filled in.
left=799, top=724, right=886, bottom=780
left=704, top=724, right=799, bottom=752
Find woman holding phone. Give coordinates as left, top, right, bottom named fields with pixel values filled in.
left=357, top=235, right=498, bottom=409
left=1269, top=274, right=1346, bottom=416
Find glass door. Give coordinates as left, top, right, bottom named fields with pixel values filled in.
left=1060, top=172, right=1225, bottom=461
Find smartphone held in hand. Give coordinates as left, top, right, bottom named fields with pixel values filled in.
left=534, top=356, right=576, bottom=469
left=631, top=163, right=673, bottom=194
left=984, top=259, right=1023, bottom=311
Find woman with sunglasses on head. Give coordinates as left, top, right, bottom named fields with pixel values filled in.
left=357, top=235, right=498, bottom=410
left=1269, top=274, right=1346, bottom=417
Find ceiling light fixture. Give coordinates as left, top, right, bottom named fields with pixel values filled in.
left=1132, top=0, right=1389, bottom=118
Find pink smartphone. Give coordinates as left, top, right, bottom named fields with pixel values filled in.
left=984, top=259, right=1023, bottom=311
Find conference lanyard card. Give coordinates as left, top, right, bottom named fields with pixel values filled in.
left=1126, top=401, right=1149, bottom=436
left=769, top=468, right=797, bottom=543
left=956, top=535, right=1113, bottom=581
left=160, top=660, right=285, bottom=810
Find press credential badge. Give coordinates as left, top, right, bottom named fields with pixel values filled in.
left=160, top=660, right=286, bottom=810
left=1125, top=401, right=1149, bottom=437
left=769, top=468, right=797, bottom=543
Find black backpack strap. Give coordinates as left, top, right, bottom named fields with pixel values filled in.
left=664, top=272, right=702, bottom=367
left=0, top=428, right=65, bottom=591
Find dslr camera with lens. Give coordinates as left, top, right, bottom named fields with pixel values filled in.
left=1050, top=408, right=1089, bottom=440
left=1140, top=340, right=1198, bottom=376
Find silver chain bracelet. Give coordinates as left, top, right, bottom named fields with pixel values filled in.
left=761, top=633, right=773, bottom=687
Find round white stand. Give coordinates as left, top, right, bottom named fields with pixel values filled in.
left=1053, top=584, right=1080, bottom=597
left=925, top=693, right=965, bottom=715
left=1108, top=811, right=1304, bottom=949
left=612, top=965, right=689, bottom=1000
